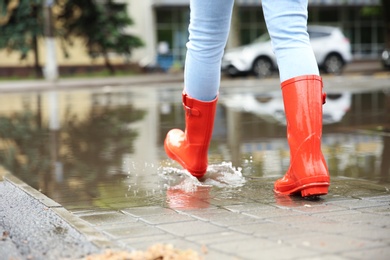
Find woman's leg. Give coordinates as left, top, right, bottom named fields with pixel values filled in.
left=262, top=0, right=319, bottom=82
left=262, top=0, right=330, bottom=198
left=184, top=0, right=235, bottom=101
left=164, top=0, right=234, bottom=178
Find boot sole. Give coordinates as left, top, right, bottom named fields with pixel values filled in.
left=274, top=183, right=329, bottom=198
left=300, top=185, right=328, bottom=198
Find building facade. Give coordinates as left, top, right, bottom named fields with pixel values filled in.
left=0, top=0, right=383, bottom=71
left=129, top=0, right=384, bottom=68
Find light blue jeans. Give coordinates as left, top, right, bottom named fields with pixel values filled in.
left=185, top=0, right=319, bottom=101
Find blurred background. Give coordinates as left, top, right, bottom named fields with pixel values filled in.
left=0, top=0, right=389, bottom=79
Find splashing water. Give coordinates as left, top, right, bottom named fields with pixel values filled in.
left=203, top=161, right=246, bottom=188
left=158, top=161, right=246, bottom=192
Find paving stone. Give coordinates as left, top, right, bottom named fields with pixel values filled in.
left=318, top=210, right=390, bottom=227
left=173, top=205, right=219, bottom=214
left=341, top=225, right=390, bottom=242
left=364, top=195, right=390, bottom=202
left=129, top=238, right=203, bottom=253
left=100, top=222, right=165, bottom=239
left=288, top=204, right=346, bottom=214
left=207, top=196, right=255, bottom=207
left=174, top=207, right=224, bottom=217
left=313, top=209, right=362, bottom=219
left=342, top=246, right=390, bottom=260
left=79, top=212, right=138, bottom=226
left=284, top=233, right=387, bottom=253
left=157, top=220, right=226, bottom=237
left=298, top=254, right=355, bottom=260
left=138, top=213, right=195, bottom=225
left=299, top=222, right=361, bottom=235
left=269, top=214, right=357, bottom=235
left=186, top=208, right=265, bottom=227
left=223, top=203, right=276, bottom=213
left=118, top=234, right=180, bottom=249
left=72, top=209, right=115, bottom=217
left=238, top=244, right=318, bottom=260
left=121, top=206, right=176, bottom=217
left=357, top=205, right=390, bottom=215
left=242, top=207, right=305, bottom=219
left=228, top=221, right=302, bottom=238
left=266, top=213, right=324, bottom=225
left=187, top=231, right=255, bottom=245
left=208, top=237, right=278, bottom=256
left=327, top=198, right=390, bottom=209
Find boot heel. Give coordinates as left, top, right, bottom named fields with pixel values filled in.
left=301, top=186, right=328, bottom=198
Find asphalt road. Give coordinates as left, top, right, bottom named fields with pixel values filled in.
left=0, top=179, right=99, bottom=260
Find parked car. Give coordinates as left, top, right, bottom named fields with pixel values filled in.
left=222, top=25, right=353, bottom=77
left=381, top=48, right=390, bottom=69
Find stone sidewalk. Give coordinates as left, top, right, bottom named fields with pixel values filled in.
left=1, top=172, right=389, bottom=260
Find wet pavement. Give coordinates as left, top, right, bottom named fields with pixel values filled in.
left=0, top=66, right=390, bottom=259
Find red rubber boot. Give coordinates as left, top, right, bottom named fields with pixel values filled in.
left=164, top=92, right=217, bottom=178
left=274, top=75, right=330, bottom=198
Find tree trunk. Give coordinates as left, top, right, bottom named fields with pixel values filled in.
left=103, top=52, right=115, bottom=75
left=32, top=5, right=42, bottom=78
left=32, top=35, right=42, bottom=78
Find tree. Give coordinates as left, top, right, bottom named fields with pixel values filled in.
left=0, top=0, right=143, bottom=77
left=57, top=0, right=143, bottom=74
left=0, top=0, right=43, bottom=77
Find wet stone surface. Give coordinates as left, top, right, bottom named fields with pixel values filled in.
left=0, top=77, right=389, bottom=258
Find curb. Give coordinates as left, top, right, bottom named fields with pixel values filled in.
left=1, top=170, right=117, bottom=251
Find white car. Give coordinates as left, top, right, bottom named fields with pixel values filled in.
left=381, top=48, right=390, bottom=69
left=222, top=25, right=353, bottom=77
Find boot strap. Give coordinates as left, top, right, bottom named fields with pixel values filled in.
left=182, top=93, right=201, bottom=116
left=184, top=105, right=200, bottom=116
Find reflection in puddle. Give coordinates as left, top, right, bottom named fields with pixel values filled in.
left=0, top=84, right=389, bottom=210
left=221, top=90, right=352, bottom=125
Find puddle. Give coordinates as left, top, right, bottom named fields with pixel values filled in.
left=0, top=82, right=389, bottom=210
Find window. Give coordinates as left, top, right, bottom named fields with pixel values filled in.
left=238, top=7, right=267, bottom=45
left=155, top=7, right=189, bottom=65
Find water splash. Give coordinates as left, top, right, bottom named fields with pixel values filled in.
left=158, top=161, right=246, bottom=192
left=203, top=161, right=246, bottom=188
